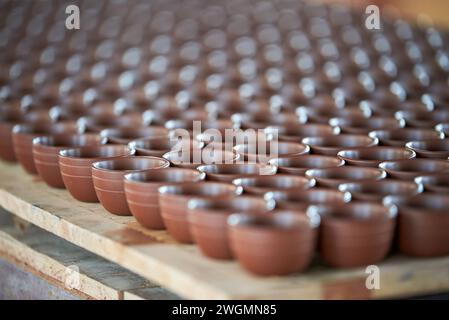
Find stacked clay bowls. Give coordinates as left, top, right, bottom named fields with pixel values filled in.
left=158, top=182, right=242, bottom=243
left=188, top=196, right=275, bottom=260
left=59, top=145, right=133, bottom=202
left=32, top=134, right=105, bottom=188
left=92, top=156, right=170, bottom=216
left=228, top=211, right=320, bottom=276
left=124, top=168, right=205, bottom=229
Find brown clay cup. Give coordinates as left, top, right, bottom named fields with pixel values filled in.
left=59, top=145, right=134, bottom=202
left=228, top=211, right=320, bottom=276
left=163, top=148, right=239, bottom=169
left=129, top=136, right=203, bottom=157
left=92, top=156, right=170, bottom=215
left=405, top=139, right=449, bottom=159
left=188, top=196, right=275, bottom=260
left=305, top=167, right=387, bottom=188
left=100, top=126, right=169, bottom=144
left=339, top=180, right=423, bottom=202
left=337, top=147, right=416, bottom=167
left=158, top=182, right=243, bottom=243
left=124, top=168, right=205, bottom=230
left=415, top=173, right=449, bottom=193
left=269, top=155, right=345, bottom=175
left=369, top=128, right=444, bottom=147
left=197, top=163, right=277, bottom=182
left=233, top=141, right=309, bottom=163
left=232, top=175, right=316, bottom=195
left=302, top=134, right=378, bottom=156
left=379, top=159, right=449, bottom=180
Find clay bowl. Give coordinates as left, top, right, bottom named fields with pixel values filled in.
left=197, top=163, right=277, bottom=182
left=124, top=168, right=206, bottom=230
left=265, top=123, right=340, bottom=142
left=305, top=167, right=387, bottom=188
left=129, top=136, right=204, bottom=157
left=339, top=180, right=423, bottom=202
left=78, top=114, right=142, bottom=132
left=158, top=182, right=243, bottom=243
left=232, top=175, right=316, bottom=195
left=269, top=155, right=345, bottom=175
left=405, top=139, right=449, bottom=159
left=33, top=134, right=105, bottom=188
left=395, top=110, right=449, bottom=128
left=163, top=148, right=239, bottom=169
left=383, top=194, right=449, bottom=257
left=59, top=145, right=133, bottom=202
left=362, top=99, right=431, bottom=117
left=369, top=128, right=444, bottom=147
left=307, top=203, right=397, bottom=267
left=302, top=134, right=378, bottom=156
left=100, top=126, right=169, bottom=144
left=296, top=106, right=370, bottom=124
left=197, top=129, right=273, bottom=151
left=233, top=141, right=309, bottom=163
left=228, top=211, right=320, bottom=276
left=187, top=196, right=275, bottom=260
left=435, top=123, right=449, bottom=136
left=329, top=115, right=405, bottom=134
left=379, top=159, right=449, bottom=180
left=92, top=156, right=170, bottom=216
left=231, top=112, right=301, bottom=130
left=12, top=122, right=82, bottom=174
left=337, top=147, right=416, bottom=167
left=265, top=188, right=352, bottom=211
left=415, top=174, right=449, bottom=193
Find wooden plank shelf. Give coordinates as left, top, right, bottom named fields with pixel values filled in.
left=1, top=161, right=449, bottom=299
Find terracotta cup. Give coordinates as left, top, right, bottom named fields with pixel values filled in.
left=265, top=188, right=352, bottom=211
left=415, top=173, right=449, bottom=193
left=308, top=203, right=397, bottom=268
left=197, top=163, right=277, bottom=182
left=369, top=128, right=444, bottom=146
left=33, top=134, right=105, bottom=188
left=305, top=167, right=387, bottom=188
left=124, top=168, right=205, bottom=230
left=269, top=155, right=345, bottom=175
left=228, top=211, right=320, bottom=276
left=405, top=139, right=449, bottom=159
left=158, top=182, right=243, bottom=243
left=233, top=141, right=309, bottom=163
left=395, top=110, right=449, bottom=128
left=12, top=122, right=81, bottom=174
left=384, top=194, right=449, bottom=257
left=100, top=126, right=169, bottom=144
left=337, top=147, right=416, bottom=167
left=329, top=115, right=405, bottom=134
left=296, top=106, right=369, bottom=124
left=129, top=136, right=203, bottom=157
left=302, top=134, right=378, bottom=156
left=92, top=156, right=170, bottom=216
left=59, top=145, right=134, bottom=202
left=163, top=148, right=239, bottom=169
left=78, top=114, right=142, bottom=132
left=339, top=180, right=423, bottom=202
left=187, top=196, right=275, bottom=260
left=232, top=175, right=316, bottom=195
left=265, top=123, right=340, bottom=142
left=379, top=159, right=449, bottom=180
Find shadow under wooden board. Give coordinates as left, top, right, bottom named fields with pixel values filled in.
left=0, top=161, right=448, bottom=299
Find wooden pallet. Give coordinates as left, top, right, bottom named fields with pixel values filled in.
left=0, top=161, right=448, bottom=299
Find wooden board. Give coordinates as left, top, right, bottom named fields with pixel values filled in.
left=0, top=161, right=448, bottom=299
left=0, top=210, right=178, bottom=300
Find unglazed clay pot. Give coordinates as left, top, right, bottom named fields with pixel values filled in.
left=405, top=139, right=449, bottom=159
left=197, top=163, right=277, bottom=182
left=383, top=194, right=449, bottom=257
left=158, top=182, right=243, bottom=243
left=124, top=168, right=205, bottom=230
left=233, top=141, right=309, bottom=163
left=92, top=156, right=170, bottom=215
left=369, top=128, right=444, bottom=146
left=265, top=188, right=351, bottom=211
left=59, top=145, right=134, bottom=202
left=265, top=123, right=340, bottom=142
left=379, top=159, right=449, bottom=180
left=269, top=155, right=344, bottom=175
left=302, top=134, right=378, bottom=156
left=33, top=134, right=105, bottom=188
left=308, top=203, right=396, bottom=267
left=232, top=175, right=315, bottom=195
left=129, top=136, right=203, bottom=157
left=337, top=147, right=416, bottom=167
left=78, top=114, right=142, bottom=132
left=305, top=167, right=386, bottom=188
left=415, top=174, right=449, bottom=193
left=100, top=126, right=169, bottom=144
left=188, top=196, right=275, bottom=260
left=12, top=122, right=82, bottom=174
left=163, top=148, right=238, bottom=169
left=329, top=115, right=405, bottom=134
left=339, top=180, right=423, bottom=202
left=228, top=211, right=320, bottom=276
